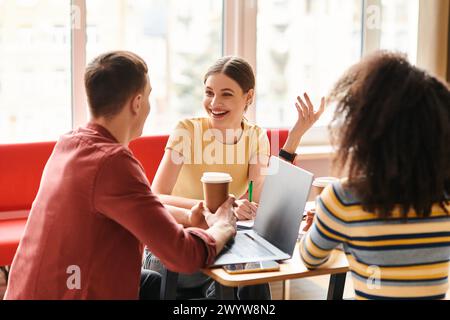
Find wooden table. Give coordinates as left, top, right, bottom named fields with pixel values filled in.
left=201, top=243, right=349, bottom=300
left=159, top=202, right=350, bottom=300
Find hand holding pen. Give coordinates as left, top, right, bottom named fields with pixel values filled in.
left=233, top=181, right=258, bottom=221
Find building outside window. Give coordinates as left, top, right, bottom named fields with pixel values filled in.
left=0, top=0, right=72, bottom=143
left=256, top=0, right=419, bottom=144
left=85, top=0, right=223, bottom=135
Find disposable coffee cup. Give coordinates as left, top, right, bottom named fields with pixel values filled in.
left=201, top=172, right=233, bottom=213
left=311, top=177, right=339, bottom=198
left=303, top=177, right=339, bottom=235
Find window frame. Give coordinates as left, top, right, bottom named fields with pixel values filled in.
left=222, top=0, right=422, bottom=146
left=71, top=0, right=87, bottom=129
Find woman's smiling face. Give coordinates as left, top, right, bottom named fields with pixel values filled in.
left=203, top=73, right=254, bottom=130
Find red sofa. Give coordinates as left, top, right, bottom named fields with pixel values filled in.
left=0, top=142, right=57, bottom=267
left=0, top=129, right=288, bottom=268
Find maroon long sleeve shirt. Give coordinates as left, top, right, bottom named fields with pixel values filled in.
left=4, top=123, right=216, bottom=300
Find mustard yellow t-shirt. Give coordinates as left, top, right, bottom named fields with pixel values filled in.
left=166, top=117, right=270, bottom=200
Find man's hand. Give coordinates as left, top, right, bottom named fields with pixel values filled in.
left=202, top=195, right=238, bottom=254
left=205, top=196, right=237, bottom=234
left=188, top=202, right=209, bottom=229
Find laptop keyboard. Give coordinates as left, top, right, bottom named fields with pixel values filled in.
left=225, top=233, right=274, bottom=258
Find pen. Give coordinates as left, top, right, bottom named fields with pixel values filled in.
left=245, top=233, right=255, bottom=241
left=248, top=180, right=253, bottom=203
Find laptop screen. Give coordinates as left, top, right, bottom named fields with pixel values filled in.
left=253, top=157, right=313, bottom=255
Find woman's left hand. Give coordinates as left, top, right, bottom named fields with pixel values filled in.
left=282, top=93, right=326, bottom=155
left=291, top=93, right=326, bottom=138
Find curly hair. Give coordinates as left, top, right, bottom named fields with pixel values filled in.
left=329, top=51, right=450, bottom=219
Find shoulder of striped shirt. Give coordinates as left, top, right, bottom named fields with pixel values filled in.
left=319, top=181, right=365, bottom=220
left=321, top=181, right=450, bottom=224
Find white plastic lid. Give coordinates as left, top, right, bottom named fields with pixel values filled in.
left=201, top=172, right=233, bottom=184
left=312, top=177, right=339, bottom=188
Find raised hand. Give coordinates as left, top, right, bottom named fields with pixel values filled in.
left=292, top=93, right=326, bottom=138
left=283, top=93, right=326, bottom=154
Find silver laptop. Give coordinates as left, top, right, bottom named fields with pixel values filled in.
left=211, top=156, right=314, bottom=266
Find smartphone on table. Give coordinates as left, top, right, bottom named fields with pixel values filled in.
left=223, top=260, right=280, bottom=274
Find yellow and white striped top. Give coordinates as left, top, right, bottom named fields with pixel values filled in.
left=300, top=180, right=450, bottom=300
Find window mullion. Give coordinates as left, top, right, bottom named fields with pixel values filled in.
left=417, top=0, right=449, bottom=78
left=71, top=0, right=88, bottom=129
left=223, top=0, right=257, bottom=122
left=362, top=0, right=382, bottom=57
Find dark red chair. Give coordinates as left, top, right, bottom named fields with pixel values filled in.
left=0, top=141, right=56, bottom=268
left=129, top=135, right=169, bottom=184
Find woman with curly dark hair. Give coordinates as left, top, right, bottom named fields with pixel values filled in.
left=300, top=51, right=450, bottom=300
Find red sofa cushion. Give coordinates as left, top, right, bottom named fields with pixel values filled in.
left=0, top=219, right=27, bottom=266
left=0, top=141, right=56, bottom=212
left=129, top=135, right=169, bottom=184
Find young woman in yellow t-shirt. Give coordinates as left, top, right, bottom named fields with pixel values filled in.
left=152, top=56, right=325, bottom=220
left=145, top=56, right=325, bottom=299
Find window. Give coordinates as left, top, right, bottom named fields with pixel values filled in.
left=85, top=0, right=223, bottom=135
left=0, top=0, right=427, bottom=144
left=256, top=0, right=362, bottom=145
left=0, top=0, right=72, bottom=143
left=254, top=0, right=419, bottom=145
left=379, top=0, right=419, bottom=63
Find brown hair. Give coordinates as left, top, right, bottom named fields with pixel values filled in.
left=204, top=56, right=255, bottom=109
left=85, top=51, right=148, bottom=118
left=329, top=51, right=450, bottom=219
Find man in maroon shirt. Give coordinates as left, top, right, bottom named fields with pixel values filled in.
left=4, top=51, right=236, bottom=300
